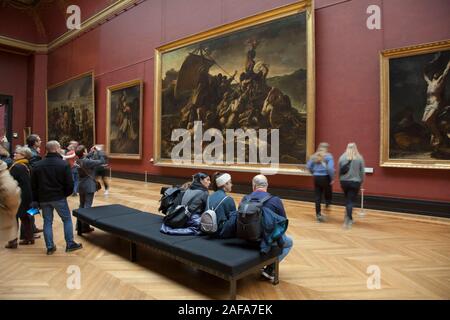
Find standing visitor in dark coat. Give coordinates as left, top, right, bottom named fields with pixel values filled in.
left=7, top=146, right=35, bottom=246
left=75, top=145, right=106, bottom=233
left=31, top=140, right=82, bottom=255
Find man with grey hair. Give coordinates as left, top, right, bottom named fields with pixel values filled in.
left=31, top=140, right=82, bottom=255
left=240, top=174, right=293, bottom=282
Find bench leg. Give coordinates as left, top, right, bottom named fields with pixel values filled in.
left=229, top=279, right=237, bottom=300
left=130, top=242, right=137, bottom=262
left=77, top=220, right=83, bottom=236
left=273, top=259, right=279, bottom=285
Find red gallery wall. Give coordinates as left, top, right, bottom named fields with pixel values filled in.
left=2, top=0, right=450, bottom=202
left=0, top=50, right=29, bottom=146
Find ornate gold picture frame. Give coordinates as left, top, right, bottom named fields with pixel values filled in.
left=106, top=79, right=143, bottom=159
left=380, top=40, right=450, bottom=169
left=154, top=1, right=315, bottom=175
left=46, top=71, right=95, bottom=148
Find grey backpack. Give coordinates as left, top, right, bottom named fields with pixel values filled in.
left=200, top=196, right=229, bottom=234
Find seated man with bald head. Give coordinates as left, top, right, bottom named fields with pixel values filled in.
left=240, top=174, right=293, bottom=282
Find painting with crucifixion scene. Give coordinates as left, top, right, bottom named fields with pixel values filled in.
left=380, top=40, right=450, bottom=169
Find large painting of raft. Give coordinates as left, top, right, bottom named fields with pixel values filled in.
left=154, top=1, right=315, bottom=174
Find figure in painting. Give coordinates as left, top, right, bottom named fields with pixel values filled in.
left=116, top=93, right=138, bottom=142
left=422, top=57, right=450, bottom=148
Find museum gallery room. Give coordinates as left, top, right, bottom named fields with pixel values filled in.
left=0, top=0, right=449, bottom=302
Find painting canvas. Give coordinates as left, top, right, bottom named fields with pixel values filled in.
left=106, top=80, right=143, bottom=159
left=381, top=40, right=450, bottom=169
left=154, top=1, right=315, bottom=174
left=46, top=72, right=95, bottom=148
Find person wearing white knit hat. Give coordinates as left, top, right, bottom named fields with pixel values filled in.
left=204, top=172, right=236, bottom=235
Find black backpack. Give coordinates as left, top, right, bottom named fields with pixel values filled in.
left=236, top=195, right=272, bottom=242
left=158, top=186, right=184, bottom=215
left=163, top=189, right=203, bottom=229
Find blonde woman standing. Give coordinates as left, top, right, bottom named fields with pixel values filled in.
left=338, top=143, right=365, bottom=229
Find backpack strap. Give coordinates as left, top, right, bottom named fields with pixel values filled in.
left=212, top=196, right=229, bottom=211
left=258, top=195, right=273, bottom=204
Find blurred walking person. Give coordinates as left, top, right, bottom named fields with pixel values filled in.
left=0, top=160, right=21, bottom=248
left=75, top=145, right=106, bottom=233
left=339, top=143, right=365, bottom=229
left=307, top=142, right=335, bottom=222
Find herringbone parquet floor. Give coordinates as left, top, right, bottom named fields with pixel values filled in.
left=1, top=178, right=449, bottom=300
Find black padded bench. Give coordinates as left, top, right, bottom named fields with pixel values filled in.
left=72, top=204, right=281, bottom=299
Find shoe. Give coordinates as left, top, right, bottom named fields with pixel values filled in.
left=83, top=227, right=95, bottom=233
left=5, top=239, right=18, bottom=249
left=47, top=246, right=57, bottom=255
left=34, top=228, right=43, bottom=234
left=325, top=203, right=331, bottom=209
left=66, top=242, right=83, bottom=252
left=104, top=190, right=109, bottom=196
left=261, top=264, right=275, bottom=282
left=19, top=239, right=35, bottom=245
left=33, top=234, right=41, bottom=239
left=316, top=214, right=326, bottom=222
left=343, top=217, right=353, bottom=229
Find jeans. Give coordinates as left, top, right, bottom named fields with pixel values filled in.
left=340, top=181, right=361, bottom=220
left=279, top=234, right=293, bottom=262
left=313, top=175, right=332, bottom=215
left=72, top=167, right=79, bottom=194
left=77, top=192, right=94, bottom=232
left=40, top=199, right=75, bottom=249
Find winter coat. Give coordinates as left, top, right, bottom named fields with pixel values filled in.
left=0, top=160, right=21, bottom=242
left=206, top=189, right=236, bottom=235
left=31, top=153, right=73, bottom=203
left=9, top=159, right=32, bottom=219
left=77, top=152, right=105, bottom=194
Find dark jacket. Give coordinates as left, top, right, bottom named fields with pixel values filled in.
left=241, top=190, right=287, bottom=218
left=207, top=189, right=236, bottom=233
left=77, top=151, right=105, bottom=194
left=31, top=153, right=74, bottom=203
left=29, top=148, right=42, bottom=168
left=183, top=181, right=209, bottom=214
left=9, top=161, right=32, bottom=218
left=220, top=190, right=288, bottom=253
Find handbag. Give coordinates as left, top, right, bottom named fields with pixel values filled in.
left=339, top=160, right=352, bottom=176
left=79, top=161, right=102, bottom=192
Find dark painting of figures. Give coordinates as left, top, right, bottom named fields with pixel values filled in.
left=159, top=12, right=309, bottom=165
left=389, top=49, right=450, bottom=161
left=47, top=72, right=95, bottom=148
left=107, top=81, right=142, bottom=159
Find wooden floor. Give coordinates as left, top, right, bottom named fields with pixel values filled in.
left=1, top=178, right=449, bottom=300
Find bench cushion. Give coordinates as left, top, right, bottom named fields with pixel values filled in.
left=73, top=204, right=141, bottom=224
left=171, top=237, right=282, bottom=276
left=94, top=212, right=164, bottom=237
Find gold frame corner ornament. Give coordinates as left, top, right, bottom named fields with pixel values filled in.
left=153, top=0, right=315, bottom=175
left=106, top=79, right=144, bottom=160
left=379, top=39, right=450, bottom=170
